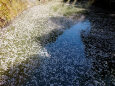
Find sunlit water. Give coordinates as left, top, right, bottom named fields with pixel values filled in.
left=25, top=20, right=92, bottom=85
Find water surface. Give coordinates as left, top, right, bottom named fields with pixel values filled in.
left=25, top=20, right=92, bottom=85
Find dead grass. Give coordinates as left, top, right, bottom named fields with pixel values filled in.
left=0, top=0, right=40, bottom=28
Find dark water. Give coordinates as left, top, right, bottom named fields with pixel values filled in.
left=25, top=20, right=92, bottom=86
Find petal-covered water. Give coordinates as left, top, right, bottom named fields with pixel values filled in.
left=25, top=20, right=92, bottom=85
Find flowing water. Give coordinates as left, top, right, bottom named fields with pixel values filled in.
left=25, top=20, right=92, bottom=86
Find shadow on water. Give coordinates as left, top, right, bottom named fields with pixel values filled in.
left=44, top=19, right=91, bottom=61
left=34, top=29, right=63, bottom=46
left=23, top=18, right=94, bottom=86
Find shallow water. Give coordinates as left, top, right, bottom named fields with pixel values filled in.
left=25, top=20, right=92, bottom=85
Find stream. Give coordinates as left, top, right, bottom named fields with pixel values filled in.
left=25, top=20, right=93, bottom=86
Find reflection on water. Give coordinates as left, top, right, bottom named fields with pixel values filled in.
left=25, top=20, right=92, bottom=85
left=45, top=20, right=91, bottom=64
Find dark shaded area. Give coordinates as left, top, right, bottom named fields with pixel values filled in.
left=82, top=10, right=115, bottom=85
left=93, top=0, right=115, bottom=11
left=34, top=29, right=63, bottom=46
